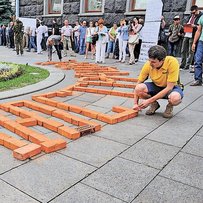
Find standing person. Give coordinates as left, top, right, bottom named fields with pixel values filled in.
left=85, top=21, right=96, bottom=59
left=23, top=26, right=30, bottom=49
left=78, top=21, right=87, bottom=55
left=9, top=22, right=15, bottom=48
left=106, top=23, right=117, bottom=59
left=128, top=17, right=142, bottom=65
left=95, top=18, right=108, bottom=64
left=13, top=19, right=24, bottom=56
left=47, top=35, right=62, bottom=62
left=1, top=25, right=7, bottom=46
left=52, top=19, right=60, bottom=35
left=0, top=25, right=2, bottom=45
left=133, top=45, right=183, bottom=118
left=6, top=24, right=10, bottom=47
left=36, top=22, right=45, bottom=54
left=61, top=19, right=73, bottom=57
left=117, top=19, right=129, bottom=63
left=190, top=14, right=203, bottom=86
left=168, top=15, right=184, bottom=56
left=73, top=21, right=80, bottom=53
left=158, top=16, right=167, bottom=46
left=41, top=24, right=48, bottom=51
left=180, top=5, right=202, bottom=70
left=28, top=27, right=37, bottom=52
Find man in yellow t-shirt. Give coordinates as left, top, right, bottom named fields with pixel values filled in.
left=133, top=45, right=183, bottom=118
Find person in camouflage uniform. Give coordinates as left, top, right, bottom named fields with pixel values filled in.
left=13, top=19, right=24, bottom=55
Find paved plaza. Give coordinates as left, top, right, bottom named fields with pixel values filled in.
left=0, top=46, right=203, bottom=203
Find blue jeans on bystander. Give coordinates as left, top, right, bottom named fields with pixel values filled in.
left=194, top=40, right=203, bottom=82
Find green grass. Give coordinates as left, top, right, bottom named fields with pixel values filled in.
left=0, top=63, right=50, bottom=92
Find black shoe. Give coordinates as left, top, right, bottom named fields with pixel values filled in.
left=189, top=69, right=195, bottom=73
left=190, top=80, right=202, bottom=86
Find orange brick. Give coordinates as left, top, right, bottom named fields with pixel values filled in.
left=14, top=125, right=34, bottom=140
left=29, top=132, right=50, bottom=144
left=32, top=96, right=47, bottom=104
left=112, top=106, right=131, bottom=113
left=42, top=119, right=64, bottom=132
left=83, top=120, right=101, bottom=132
left=124, top=92, right=134, bottom=98
left=16, top=118, right=37, bottom=127
left=0, top=104, right=11, bottom=111
left=3, top=121, right=19, bottom=132
left=97, top=114, right=117, bottom=124
left=56, top=91, right=71, bottom=97
left=46, top=92, right=57, bottom=98
left=110, top=91, right=125, bottom=97
left=0, top=115, right=11, bottom=126
left=40, top=139, right=66, bottom=153
left=81, top=109, right=99, bottom=119
left=69, top=105, right=83, bottom=114
left=0, top=133, right=11, bottom=145
left=57, top=102, right=70, bottom=110
left=97, top=89, right=112, bottom=95
left=13, top=143, right=42, bottom=160
left=58, top=126, right=80, bottom=140
left=4, top=137, right=27, bottom=150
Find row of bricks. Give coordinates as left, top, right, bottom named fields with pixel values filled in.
left=0, top=132, right=66, bottom=160
left=75, top=72, right=129, bottom=78
left=30, top=96, right=137, bottom=124
left=0, top=102, right=100, bottom=139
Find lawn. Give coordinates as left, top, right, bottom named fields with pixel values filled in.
left=0, top=63, right=50, bottom=91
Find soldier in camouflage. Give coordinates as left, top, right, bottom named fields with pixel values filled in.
left=13, top=19, right=24, bottom=55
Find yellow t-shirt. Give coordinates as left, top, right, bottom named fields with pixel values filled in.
left=138, top=56, right=179, bottom=87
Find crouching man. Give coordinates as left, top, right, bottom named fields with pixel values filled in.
left=133, top=45, right=183, bottom=118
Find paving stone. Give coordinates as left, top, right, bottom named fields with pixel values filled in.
left=45, top=132, right=72, bottom=143
left=31, top=126, right=53, bottom=134
left=133, top=176, right=203, bottom=203
left=93, top=95, right=128, bottom=109
left=95, top=120, right=153, bottom=145
left=112, top=87, right=133, bottom=92
left=197, top=127, right=203, bottom=137
left=0, top=128, right=24, bottom=140
left=65, top=99, right=91, bottom=107
left=75, top=93, right=105, bottom=103
left=50, top=183, right=125, bottom=203
left=0, top=179, right=38, bottom=203
left=160, top=152, right=203, bottom=189
left=1, top=153, right=96, bottom=202
left=147, top=109, right=203, bottom=147
left=120, top=139, right=180, bottom=169
left=84, top=104, right=111, bottom=114
left=59, top=135, right=128, bottom=167
left=181, top=135, right=203, bottom=157
left=0, top=146, right=28, bottom=174
left=82, top=157, right=159, bottom=202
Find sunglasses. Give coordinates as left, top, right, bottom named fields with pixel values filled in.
left=174, top=19, right=180, bottom=21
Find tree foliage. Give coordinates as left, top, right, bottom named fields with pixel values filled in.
left=0, top=0, right=13, bottom=25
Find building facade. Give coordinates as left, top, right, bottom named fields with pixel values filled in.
left=18, top=0, right=203, bottom=26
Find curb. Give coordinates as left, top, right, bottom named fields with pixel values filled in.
left=0, top=65, right=65, bottom=100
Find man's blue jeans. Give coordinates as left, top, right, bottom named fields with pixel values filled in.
left=29, top=36, right=37, bottom=51
left=79, top=38, right=85, bottom=55
left=194, top=40, right=203, bottom=82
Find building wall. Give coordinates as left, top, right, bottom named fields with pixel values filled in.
left=19, top=0, right=189, bottom=26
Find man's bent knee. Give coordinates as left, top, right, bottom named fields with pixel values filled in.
left=168, top=92, right=182, bottom=106
left=134, top=83, right=150, bottom=99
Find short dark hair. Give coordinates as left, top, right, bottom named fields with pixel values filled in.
left=191, top=5, right=198, bottom=11
left=148, top=45, right=167, bottom=61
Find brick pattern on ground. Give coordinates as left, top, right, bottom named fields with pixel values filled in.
left=0, top=60, right=138, bottom=160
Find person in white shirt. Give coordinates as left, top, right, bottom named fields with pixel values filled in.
left=36, top=22, right=45, bottom=54
left=73, top=21, right=80, bottom=53
left=28, top=27, right=37, bottom=52
left=85, top=21, right=96, bottom=59
left=61, top=19, right=74, bottom=57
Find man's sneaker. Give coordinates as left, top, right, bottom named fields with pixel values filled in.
left=146, top=101, right=160, bottom=115
left=163, top=103, right=173, bottom=118
left=190, top=80, right=202, bottom=86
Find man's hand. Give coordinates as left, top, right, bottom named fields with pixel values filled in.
left=192, top=43, right=196, bottom=52
left=133, top=104, right=141, bottom=111
left=138, top=99, right=151, bottom=109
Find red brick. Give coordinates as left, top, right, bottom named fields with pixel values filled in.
left=0, top=115, right=11, bottom=126
left=29, top=132, right=50, bottom=144
left=16, top=118, right=37, bottom=127
left=46, top=92, right=57, bottom=98
left=4, top=137, right=27, bottom=150
left=42, top=119, right=64, bottom=132
left=13, top=143, right=42, bottom=160
left=124, top=92, right=134, bottom=98
left=112, top=106, right=131, bottom=113
left=57, top=102, right=70, bottom=110
left=40, top=139, right=66, bottom=153
left=97, top=114, right=117, bottom=124
left=0, top=104, right=11, bottom=111
left=58, top=126, right=80, bottom=140
left=69, top=105, right=83, bottom=114
left=81, top=109, right=99, bottom=119
left=0, top=133, right=11, bottom=145
left=97, top=89, right=112, bottom=95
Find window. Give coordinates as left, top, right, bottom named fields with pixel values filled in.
left=48, top=0, right=62, bottom=14
left=85, top=0, right=102, bottom=12
left=192, top=0, right=203, bottom=9
left=131, top=0, right=147, bottom=11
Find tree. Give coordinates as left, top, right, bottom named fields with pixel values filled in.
left=0, top=0, right=12, bottom=25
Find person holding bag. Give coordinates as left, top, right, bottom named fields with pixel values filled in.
left=128, top=17, right=142, bottom=65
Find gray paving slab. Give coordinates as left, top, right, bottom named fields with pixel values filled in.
left=1, top=153, right=96, bottom=203
left=65, top=99, right=91, bottom=107
left=50, top=183, right=125, bottom=203
left=82, top=157, right=159, bottom=202
left=75, top=93, right=105, bottom=103
left=45, top=132, right=72, bottom=143
left=120, top=139, right=180, bottom=169
left=181, top=135, right=203, bottom=157
left=95, top=120, right=154, bottom=145
left=58, top=135, right=128, bottom=167
left=85, top=104, right=111, bottom=113
left=0, top=146, right=28, bottom=174
left=93, top=95, right=128, bottom=109
left=197, top=126, right=203, bottom=137
left=0, top=128, right=24, bottom=140
left=133, top=176, right=203, bottom=203
left=147, top=109, right=203, bottom=147
left=186, top=95, right=203, bottom=112
left=160, top=152, right=203, bottom=189
left=0, top=179, right=39, bottom=203
left=31, top=126, right=53, bottom=134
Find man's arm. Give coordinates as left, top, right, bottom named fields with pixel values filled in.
left=192, top=24, right=202, bottom=52
left=139, top=82, right=175, bottom=109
